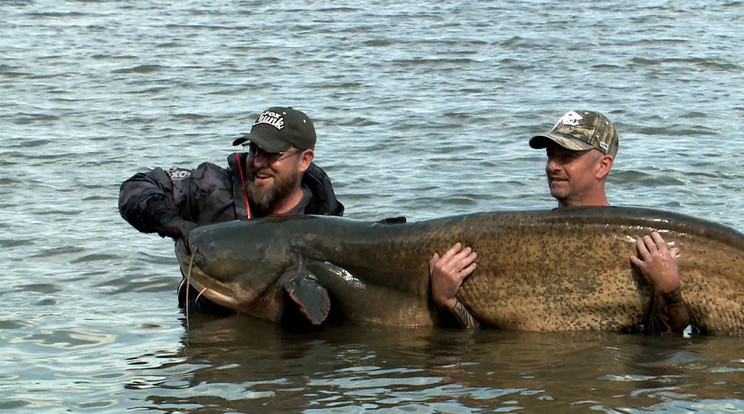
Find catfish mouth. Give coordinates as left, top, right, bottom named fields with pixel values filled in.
left=182, top=263, right=245, bottom=311
left=175, top=240, right=269, bottom=313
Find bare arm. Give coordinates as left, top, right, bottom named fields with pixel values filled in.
left=630, top=232, right=691, bottom=335
left=429, top=242, right=479, bottom=328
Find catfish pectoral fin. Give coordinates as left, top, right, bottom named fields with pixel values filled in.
left=283, top=273, right=331, bottom=326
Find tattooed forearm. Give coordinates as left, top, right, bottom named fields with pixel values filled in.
left=660, top=288, right=691, bottom=333
left=450, top=299, right=480, bottom=329
left=647, top=287, right=691, bottom=335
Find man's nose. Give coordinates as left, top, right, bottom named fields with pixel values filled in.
left=546, top=157, right=560, bottom=171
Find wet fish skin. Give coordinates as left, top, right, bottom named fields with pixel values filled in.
left=176, top=207, right=744, bottom=333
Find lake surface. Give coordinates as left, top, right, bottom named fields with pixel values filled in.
left=2, top=1, right=743, bottom=412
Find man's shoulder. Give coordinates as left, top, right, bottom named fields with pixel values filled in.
left=152, top=160, right=228, bottom=181
left=191, top=161, right=231, bottom=179
left=304, top=162, right=332, bottom=185
left=302, top=162, right=344, bottom=216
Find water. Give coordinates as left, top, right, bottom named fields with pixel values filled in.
left=2, top=1, right=743, bottom=412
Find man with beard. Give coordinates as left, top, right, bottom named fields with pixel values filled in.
left=429, top=110, right=691, bottom=335
left=119, top=107, right=344, bottom=314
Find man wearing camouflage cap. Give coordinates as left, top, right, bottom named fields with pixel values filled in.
left=529, top=110, right=617, bottom=208
left=529, top=110, right=689, bottom=334
left=430, top=110, right=691, bottom=335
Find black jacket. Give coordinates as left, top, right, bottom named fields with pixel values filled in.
left=119, top=152, right=344, bottom=234
left=119, top=152, right=344, bottom=316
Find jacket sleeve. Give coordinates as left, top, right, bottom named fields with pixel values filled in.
left=118, top=167, right=194, bottom=234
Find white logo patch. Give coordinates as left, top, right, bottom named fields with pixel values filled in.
left=167, top=168, right=191, bottom=181
left=554, top=110, right=584, bottom=129
left=253, top=110, right=285, bottom=130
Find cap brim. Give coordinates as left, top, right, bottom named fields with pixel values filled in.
left=231, top=131, right=290, bottom=153
left=529, top=134, right=594, bottom=152
left=232, top=135, right=250, bottom=146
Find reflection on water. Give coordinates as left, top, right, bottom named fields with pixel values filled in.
left=121, top=314, right=744, bottom=413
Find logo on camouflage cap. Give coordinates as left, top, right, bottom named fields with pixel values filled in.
left=529, top=110, right=619, bottom=158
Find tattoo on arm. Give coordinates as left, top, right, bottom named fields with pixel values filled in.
left=647, top=287, right=691, bottom=335
left=450, top=299, right=480, bottom=329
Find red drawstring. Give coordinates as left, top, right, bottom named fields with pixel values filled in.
left=235, top=153, right=252, bottom=220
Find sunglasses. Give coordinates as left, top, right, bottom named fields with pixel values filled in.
left=244, top=143, right=302, bottom=163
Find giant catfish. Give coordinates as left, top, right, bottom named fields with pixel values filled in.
left=175, top=207, right=744, bottom=333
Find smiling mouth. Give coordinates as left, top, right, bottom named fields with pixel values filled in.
left=253, top=171, right=274, bottom=182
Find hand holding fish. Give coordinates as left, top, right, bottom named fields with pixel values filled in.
left=630, top=232, right=681, bottom=295
left=429, top=243, right=477, bottom=309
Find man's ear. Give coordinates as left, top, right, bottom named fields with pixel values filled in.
left=298, top=149, right=314, bottom=174
left=596, top=155, right=613, bottom=180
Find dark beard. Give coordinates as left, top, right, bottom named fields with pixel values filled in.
left=246, top=163, right=299, bottom=212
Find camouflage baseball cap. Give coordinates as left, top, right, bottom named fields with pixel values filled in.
left=529, top=110, right=618, bottom=158
left=232, top=107, right=316, bottom=152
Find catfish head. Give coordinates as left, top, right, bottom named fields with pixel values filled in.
left=176, top=220, right=295, bottom=316
left=176, top=218, right=331, bottom=325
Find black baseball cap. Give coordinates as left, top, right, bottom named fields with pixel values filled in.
left=233, top=107, right=316, bottom=152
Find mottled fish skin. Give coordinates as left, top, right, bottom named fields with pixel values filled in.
left=176, top=207, right=744, bottom=334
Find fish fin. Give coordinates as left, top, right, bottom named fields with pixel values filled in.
left=283, top=271, right=331, bottom=326
left=376, top=216, right=406, bottom=225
